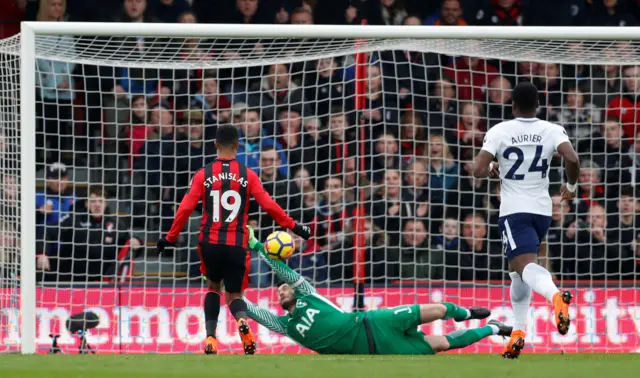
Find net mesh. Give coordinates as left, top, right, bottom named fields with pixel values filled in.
left=0, top=31, right=639, bottom=354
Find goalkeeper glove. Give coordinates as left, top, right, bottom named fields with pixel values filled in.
left=292, top=223, right=311, bottom=240
left=156, top=237, right=175, bottom=254
left=246, top=225, right=259, bottom=250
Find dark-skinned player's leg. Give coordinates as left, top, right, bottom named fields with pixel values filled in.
left=200, top=245, right=224, bottom=355
left=205, top=280, right=221, bottom=355
left=224, top=250, right=255, bottom=355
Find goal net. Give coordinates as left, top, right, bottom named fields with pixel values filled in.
left=1, top=23, right=639, bottom=354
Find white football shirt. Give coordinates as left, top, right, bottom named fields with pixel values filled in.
left=481, top=117, right=570, bottom=217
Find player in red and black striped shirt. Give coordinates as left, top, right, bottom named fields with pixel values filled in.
left=157, top=124, right=311, bottom=355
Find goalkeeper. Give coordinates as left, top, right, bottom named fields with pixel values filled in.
left=243, top=226, right=512, bottom=355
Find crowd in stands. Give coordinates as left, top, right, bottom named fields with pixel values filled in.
left=0, top=0, right=639, bottom=287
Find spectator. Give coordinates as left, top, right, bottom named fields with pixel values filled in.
left=126, top=95, right=153, bottom=157
left=0, top=171, right=20, bottom=221
left=35, top=0, right=75, bottom=165
left=486, top=76, right=513, bottom=127
left=402, top=159, right=429, bottom=204
left=286, top=236, right=327, bottom=284
left=36, top=163, right=75, bottom=240
left=444, top=213, right=505, bottom=281
left=192, top=74, right=232, bottom=127
left=427, top=0, right=467, bottom=25
left=585, top=0, right=639, bottom=26
left=231, top=0, right=268, bottom=24
left=587, top=118, right=633, bottom=190
left=399, top=111, right=427, bottom=160
left=547, top=192, right=575, bottom=279
left=37, top=185, right=142, bottom=282
left=557, top=84, right=602, bottom=143
left=248, top=64, right=311, bottom=130
left=588, top=62, right=623, bottom=110
left=0, top=220, right=18, bottom=279
left=535, top=63, right=563, bottom=115
left=303, top=117, right=323, bottom=142
left=386, top=219, right=443, bottom=281
left=172, top=109, right=217, bottom=201
left=608, top=185, right=639, bottom=279
left=150, top=0, right=190, bottom=23
left=443, top=56, right=498, bottom=102
left=312, top=176, right=357, bottom=249
left=607, top=65, right=640, bottom=140
left=303, top=57, right=345, bottom=117
left=427, top=132, right=459, bottom=207
left=372, top=169, right=407, bottom=243
left=454, top=149, right=490, bottom=217
left=434, top=217, right=460, bottom=254
left=348, top=64, right=399, bottom=138
left=235, top=108, right=288, bottom=177
left=292, top=167, right=317, bottom=223
left=342, top=156, right=373, bottom=204
left=254, top=146, right=302, bottom=233
left=132, top=103, right=176, bottom=228
left=380, top=19, right=441, bottom=110
left=630, top=130, right=640, bottom=186
left=277, top=108, right=317, bottom=173
left=290, top=6, right=313, bottom=24
left=315, top=111, right=357, bottom=181
left=455, top=102, right=486, bottom=158
left=348, top=219, right=390, bottom=283
left=575, top=159, right=606, bottom=215
left=428, top=77, right=458, bottom=130
left=474, top=0, right=524, bottom=26
left=364, top=0, right=408, bottom=26
left=572, top=204, right=623, bottom=280
left=371, top=133, right=401, bottom=182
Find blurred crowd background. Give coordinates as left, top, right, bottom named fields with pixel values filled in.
left=0, top=0, right=639, bottom=288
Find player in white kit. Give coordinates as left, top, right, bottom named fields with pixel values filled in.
left=473, top=81, right=581, bottom=359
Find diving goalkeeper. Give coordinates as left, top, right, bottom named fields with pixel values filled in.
left=243, top=226, right=512, bottom=355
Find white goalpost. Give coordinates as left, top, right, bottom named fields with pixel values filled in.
left=2, top=22, right=639, bottom=354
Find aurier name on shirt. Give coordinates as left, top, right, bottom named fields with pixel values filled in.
left=511, top=134, right=542, bottom=144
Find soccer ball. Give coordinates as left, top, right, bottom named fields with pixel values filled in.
left=265, top=231, right=295, bottom=260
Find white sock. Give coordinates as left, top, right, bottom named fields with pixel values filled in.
left=521, top=263, right=559, bottom=303
left=487, top=324, right=500, bottom=335
left=509, top=271, right=532, bottom=332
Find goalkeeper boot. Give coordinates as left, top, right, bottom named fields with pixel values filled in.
left=467, top=307, right=491, bottom=320
left=502, top=329, right=525, bottom=359
left=553, top=290, right=573, bottom=335
left=237, top=318, right=256, bottom=355
left=204, top=336, right=218, bottom=355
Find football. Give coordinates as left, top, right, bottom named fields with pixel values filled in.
left=265, top=231, right=295, bottom=260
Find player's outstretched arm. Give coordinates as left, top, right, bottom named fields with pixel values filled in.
left=473, top=127, right=500, bottom=178
left=247, top=225, right=316, bottom=296
left=243, top=297, right=289, bottom=336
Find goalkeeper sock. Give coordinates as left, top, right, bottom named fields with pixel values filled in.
left=521, top=263, right=558, bottom=303
left=445, top=326, right=495, bottom=350
left=204, top=291, right=221, bottom=338
left=442, top=302, right=471, bottom=321
left=228, top=298, right=248, bottom=321
left=510, top=271, right=532, bottom=331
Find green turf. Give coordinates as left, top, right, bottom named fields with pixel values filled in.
left=1, top=354, right=638, bottom=378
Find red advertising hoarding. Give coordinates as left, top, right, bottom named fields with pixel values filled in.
left=1, top=287, right=639, bottom=354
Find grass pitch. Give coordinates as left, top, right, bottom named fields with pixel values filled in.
left=1, top=354, right=638, bottom=378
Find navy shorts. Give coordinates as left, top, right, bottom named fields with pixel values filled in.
left=498, top=213, right=552, bottom=261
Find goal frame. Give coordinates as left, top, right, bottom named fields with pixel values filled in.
left=17, top=21, right=640, bottom=354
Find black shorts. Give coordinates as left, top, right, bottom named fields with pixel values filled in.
left=198, top=244, right=250, bottom=293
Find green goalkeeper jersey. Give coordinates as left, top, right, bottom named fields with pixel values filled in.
left=243, top=240, right=370, bottom=354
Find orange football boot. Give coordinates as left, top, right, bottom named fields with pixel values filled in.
left=502, top=330, right=525, bottom=359
left=553, top=291, right=573, bottom=335
left=204, top=336, right=218, bottom=355
left=237, top=318, right=256, bottom=355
